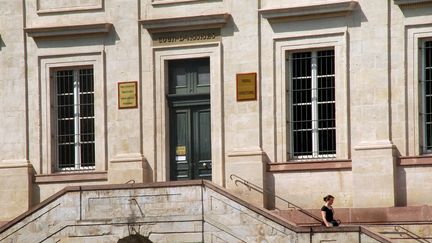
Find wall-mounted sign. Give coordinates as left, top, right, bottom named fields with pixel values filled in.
left=176, top=146, right=187, bottom=156
left=152, top=29, right=221, bottom=47
left=236, top=73, right=257, bottom=101
left=118, top=81, right=138, bottom=109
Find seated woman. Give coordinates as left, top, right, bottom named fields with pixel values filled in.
left=321, top=195, right=340, bottom=227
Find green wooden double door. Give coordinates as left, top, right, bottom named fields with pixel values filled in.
left=168, top=58, right=212, bottom=180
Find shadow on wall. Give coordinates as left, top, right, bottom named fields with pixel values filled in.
left=34, top=26, right=120, bottom=49
left=0, top=35, right=5, bottom=50
left=268, top=4, right=367, bottom=34
left=118, top=234, right=153, bottom=243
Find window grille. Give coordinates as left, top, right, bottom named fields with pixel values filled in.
left=54, top=68, right=95, bottom=171
left=422, top=41, right=432, bottom=153
left=288, top=50, right=336, bottom=159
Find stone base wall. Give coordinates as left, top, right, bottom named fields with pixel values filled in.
left=0, top=181, right=386, bottom=243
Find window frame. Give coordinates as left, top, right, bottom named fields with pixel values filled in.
left=51, top=66, right=96, bottom=172
left=288, top=48, right=336, bottom=160
left=270, top=31, right=349, bottom=162
left=420, top=39, right=432, bottom=155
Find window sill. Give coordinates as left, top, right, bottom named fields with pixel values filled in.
left=399, top=155, right=432, bottom=166
left=34, top=171, right=107, bottom=183
left=267, top=159, right=352, bottom=172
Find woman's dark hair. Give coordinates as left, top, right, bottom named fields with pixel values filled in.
left=323, top=195, right=335, bottom=202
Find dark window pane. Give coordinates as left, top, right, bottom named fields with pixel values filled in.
left=293, top=131, right=312, bottom=156
left=58, top=144, right=75, bottom=168
left=292, top=52, right=311, bottom=78
left=317, top=50, right=335, bottom=76
left=319, top=129, right=336, bottom=155
left=81, top=143, right=95, bottom=167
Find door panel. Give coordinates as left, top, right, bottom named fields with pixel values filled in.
left=170, top=105, right=211, bottom=180
left=193, top=107, right=212, bottom=179
left=170, top=109, right=191, bottom=180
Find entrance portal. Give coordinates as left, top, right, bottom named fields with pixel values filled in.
left=168, top=58, right=212, bottom=180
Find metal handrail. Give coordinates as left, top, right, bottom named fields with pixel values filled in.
left=229, top=174, right=323, bottom=224
left=393, top=226, right=430, bottom=243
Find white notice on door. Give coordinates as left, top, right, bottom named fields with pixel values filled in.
left=176, top=156, right=186, bottom=161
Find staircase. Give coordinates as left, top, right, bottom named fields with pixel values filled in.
left=0, top=180, right=387, bottom=242
left=365, top=225, right=432, bottom=243
left=230, top=174, right=432, bottom=243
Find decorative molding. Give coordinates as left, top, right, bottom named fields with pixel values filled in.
left=354, top=140, right=396, bottom=151
left=267, top=160, right=352, bottom=172
left=0, top=160, right=31, bottom=169
left=399, top=155, right=432, bottom=166
left=152, top=0, right=205, bottom=5
left=227, top=147, right=264, bottom=157
left=259, top=1, right=358, bottom=21
left=140, top=13, right=230, bottom=33
left=25, top=23, right=113, bottom=39
left=36, top=0, right=104, bottom=14
left=110, top=153, right=145, bottom=163
left=34, top=171, right=107, bottom=183
left=394, top=0, right=432, bottom=6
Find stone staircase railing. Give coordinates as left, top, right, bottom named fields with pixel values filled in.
left=230, top=174, right=323, bottom=225
left=367, top=224, right=432, bottom=243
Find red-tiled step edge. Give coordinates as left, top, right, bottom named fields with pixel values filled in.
left=275, top=206, right=432, bottom=226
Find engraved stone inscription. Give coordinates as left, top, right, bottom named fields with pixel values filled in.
left=152, top=29, right=221, bottom=46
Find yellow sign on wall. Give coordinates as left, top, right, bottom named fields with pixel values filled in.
left=118, top=81, right=138, bottom=109
left=236, top=73, right=257, bottom=101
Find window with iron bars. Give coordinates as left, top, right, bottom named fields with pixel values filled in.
left=288, top=50, right=336, bottom=159
left=422, top=41, right=432, bottom=154
left=53, top=67, right=95, bottom=171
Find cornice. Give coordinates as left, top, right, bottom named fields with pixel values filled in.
left=394, top=0, right=432, bottom=6
left=25, top=23, right=113, bottom=38
left=140, top=13, right=230, bottom=33
left=259, top=1, right=358, bottom=21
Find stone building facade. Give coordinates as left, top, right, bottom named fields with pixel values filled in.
left=1, top=0, right=432, bottom=227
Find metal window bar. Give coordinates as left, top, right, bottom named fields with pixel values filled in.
left=54, top=68, right=95, bottom=171
left=422, top=41, right=432, bottom=154
left=287, top=50, right=336, bottom=160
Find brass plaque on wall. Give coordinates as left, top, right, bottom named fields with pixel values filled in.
left=236, top=73, right=257, bottom=101
left=152, top=29, right=221, bottom=46
left=118, top=81, right=138, bottom=109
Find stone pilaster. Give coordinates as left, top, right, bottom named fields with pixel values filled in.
left=108, top=154, right=152, bottom=184
left=0, top=161, right=33, bottom=221
left=352, top=142, right=397, bottom=207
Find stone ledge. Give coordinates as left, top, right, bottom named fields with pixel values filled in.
left=110, top=153, right=145, bottom=163
left=226, top=147, right=264, bottom=157
left=140, top=13, right=230, bottom=33
left=0, top=160, right=31, bottom=169
left=399, top=155, right=432, bottom=166
left=259, top=1, right=358, bottom=21
left=394, top=0, right=432, bottom=6
left=278, top=205, right=432, bottom=225
left=268, top=160, right=352, bottom=172
left=34, top=171, right=108, bottom=183
left=354, top=140, right=396, bottom=151
left=25, top=23, right=113, bottom=38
